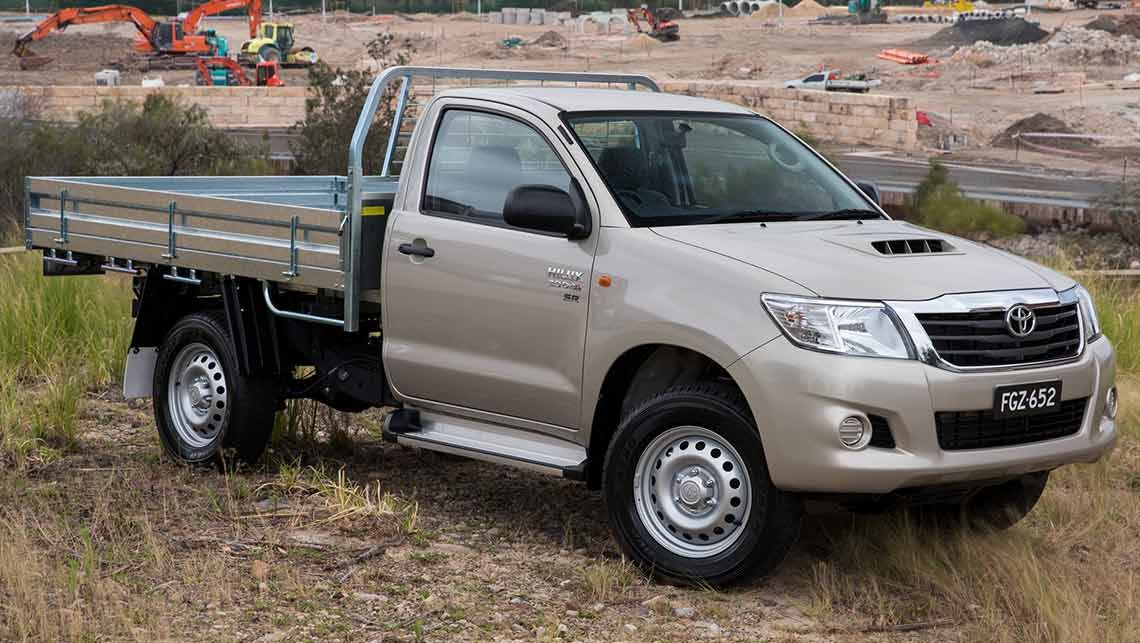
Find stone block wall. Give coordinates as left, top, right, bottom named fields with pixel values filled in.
left=660, top=80, right=918, bottom=150
left=16, top=81, right=917, bottom=150
left=16, top=85, right=308, bottom=128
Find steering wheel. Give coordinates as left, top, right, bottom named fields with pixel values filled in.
left=770, top=141, right=805, bottom=173
left=615, top=189, right=644, bottom=205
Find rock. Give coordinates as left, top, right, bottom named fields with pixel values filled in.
left=254, top=497, right=288, bottom=512
left=432, top=542, right=474, bottom=555
left=557, top=623, right=569, bottom=634
left=640, top=594, right=670, bottom=610
left=673, top=605, right=696, bottom=618
left=353, top=592, right=388, bottom=602
left=694, top=621, right=722, bottom=637
left=589, top=602, right=604, bottom=613
left=510, top=596, right=527, bottom=605
left=1130, top=260, right=1140, bottom=269
left=623, top=623, right=638, bottom=633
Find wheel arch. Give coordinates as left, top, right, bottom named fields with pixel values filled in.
left=584, top=343, right=752, bottom=489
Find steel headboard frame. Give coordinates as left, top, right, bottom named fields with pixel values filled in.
left=342, top=66, right=660, bottom=332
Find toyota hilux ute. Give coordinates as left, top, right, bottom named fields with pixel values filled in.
left=23, top=67, right=1117, bottom=586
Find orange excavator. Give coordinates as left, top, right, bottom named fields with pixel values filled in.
left=626, top=6, right=679, bottom=43
left=12, top=0, right=261, bottom=68
left=195, top=56, right=282, bottom=87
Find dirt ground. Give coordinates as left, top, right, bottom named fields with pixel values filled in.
left=1, top=8, right=1138, bottom=175
left=0, top=392, right=921, bottom=642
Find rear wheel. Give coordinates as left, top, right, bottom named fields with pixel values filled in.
left=153, top=312, right=277, bottom=465
left=603, top=382, right=802, bottom=586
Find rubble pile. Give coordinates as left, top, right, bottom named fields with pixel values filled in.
left=949, top=26, right=1139, bottom=69
left=921, top=18, right=1048, bottom=48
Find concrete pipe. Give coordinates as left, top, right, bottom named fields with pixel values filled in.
left=722, top=1, right=739, bottom=16
left=740, top=1, right=754, bottom=15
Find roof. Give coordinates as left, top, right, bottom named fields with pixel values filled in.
left=433, top=86, right=755, bottom=115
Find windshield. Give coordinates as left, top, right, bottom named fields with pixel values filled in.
left=565, top=112, right=880, bottom=227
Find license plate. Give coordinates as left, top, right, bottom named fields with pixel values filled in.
left=993, top=381, right=1062, bottom=419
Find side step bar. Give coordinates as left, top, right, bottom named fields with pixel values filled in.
left=383, top=408, right=587, bottom=480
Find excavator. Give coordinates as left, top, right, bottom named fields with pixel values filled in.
left=626, top=6, right=679, bottom=43
left=195, top=56, right=282, bottom=86
left=12, top=5, right=224, bottom=68
left=11, top=0, right=280, bottom=69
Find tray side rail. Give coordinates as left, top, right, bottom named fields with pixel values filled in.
left=25, top=177, right=348, bottom=292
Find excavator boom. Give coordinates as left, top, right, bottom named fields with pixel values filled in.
left=13, top=5, right=158, bottom=57
left=182, top=0, right=262, bottom=39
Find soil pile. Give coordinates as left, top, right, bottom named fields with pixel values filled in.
left=1085, top=14, right=1140, bottom=39
left=991, top=113, right=1087, bottom=151
left=787, top=0, right=829, bottom=18
left=921, top=18, right=1048, bottom=48
left=532, top=30, right=567, bottom=48
left=0, top=30, right=136, bottom=72
left=949, top=25, right=1138, bottom=69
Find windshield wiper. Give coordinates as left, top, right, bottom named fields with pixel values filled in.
left=797, top=208, right=883, bottom=221
left=696, top=210, right=802, bottom=225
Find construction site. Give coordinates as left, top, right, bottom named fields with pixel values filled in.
left=1, top=3, right=1137, bottom=178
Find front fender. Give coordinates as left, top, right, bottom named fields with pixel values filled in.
left=579, top=227, right=806, bottom=434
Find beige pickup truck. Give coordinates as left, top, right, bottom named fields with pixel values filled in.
left=25, top=67, right=1117, bottom=585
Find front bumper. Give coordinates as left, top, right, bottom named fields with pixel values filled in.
left=728, top=335, right=1117, bottom=494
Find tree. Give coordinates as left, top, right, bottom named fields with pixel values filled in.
left=290, top=31, right=415, bottom=176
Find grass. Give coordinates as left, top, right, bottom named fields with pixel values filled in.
left=0, top=254, right=131, bottom=469
left=0, top=248, right=1138, bottom=641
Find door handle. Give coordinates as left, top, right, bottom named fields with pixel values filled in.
left=398, top=242, right=435, bottom=258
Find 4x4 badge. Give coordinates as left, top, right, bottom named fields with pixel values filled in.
left=1005, top=304, right=1036, bottom=338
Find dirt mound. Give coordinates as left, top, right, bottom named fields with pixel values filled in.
left=991, top=113, right=1087, bottom=151
left=921, top=18, right=1048, bottom=48
left=532, top=30, right=567, bottom=48
left=0, top=29, right=137, bottom=74
left=1085, top=14, right=1140, bottom=39
left=655, top=7, right=684, bottom=21
left=625, top=32, right=664, bottom=49
left=787, top=0, right=829, bottom=18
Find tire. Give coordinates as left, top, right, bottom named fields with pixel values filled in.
left=938, top=471, right=1050, bottom=531
left=602, top=382, right=802, bottom=586
left=258, top=45, right=281, bottom=63
left=153, top=311, right=277, bottom=465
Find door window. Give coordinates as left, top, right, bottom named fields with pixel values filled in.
left=423, top=109, right=572, bottom=225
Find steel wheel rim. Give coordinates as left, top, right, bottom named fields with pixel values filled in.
left=167, top=342, right=229, bottom=449
left=633, top=425, right=752, bottom=558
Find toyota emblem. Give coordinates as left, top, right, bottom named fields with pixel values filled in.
left=1005, top=304, right=1036, bottom=338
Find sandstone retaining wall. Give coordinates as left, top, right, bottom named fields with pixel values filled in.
left=660, top=80, right=918, bottom=150
left=15, top=85, right=308, bottom=128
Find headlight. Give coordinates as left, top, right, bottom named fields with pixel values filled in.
left=1073, top=284, right=1101, bottom=342
left=761, top=294, right=911, bottom=359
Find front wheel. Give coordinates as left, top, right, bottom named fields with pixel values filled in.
left=603, top=382, right=802, bottom=586
left=153, top=312, right=277, bottom=465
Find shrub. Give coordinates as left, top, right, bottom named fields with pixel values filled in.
left=1095, top=182, right=1140, bottom=246
left=0, top=94, right=270, bottom=241
left=912, top=161, right=1025, bottom=237
left=291, top=32, right=414, bottom=176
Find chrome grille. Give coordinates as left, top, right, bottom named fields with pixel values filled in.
left=916, top=302, right=1081, bottom=368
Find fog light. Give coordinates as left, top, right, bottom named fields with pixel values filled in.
left=838, top=416, right=870, bottom=450
left=1105, top=386, right=1118, bottom=420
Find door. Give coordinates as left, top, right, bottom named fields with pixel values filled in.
left=382, top=105, right=598, bottom=431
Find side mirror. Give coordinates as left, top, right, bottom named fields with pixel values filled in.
left=503, top=180, right=591, bottom=239
left=855, top=181, right=881, bottom=206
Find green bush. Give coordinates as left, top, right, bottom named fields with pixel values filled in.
left=0, top=94, right=270, bottom=241
left=1095, top=182, right=1140, bottom=246
left=911, top=161, right=1025, bottom=238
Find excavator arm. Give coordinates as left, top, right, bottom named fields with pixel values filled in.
left=182, top=0, right=262, bottom=39
left=13, top=5, right=158, bottom=57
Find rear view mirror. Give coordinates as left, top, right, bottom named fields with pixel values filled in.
left=503, top=181, right=591, bottom=239
left=855, top=181, right=881, bottom=206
